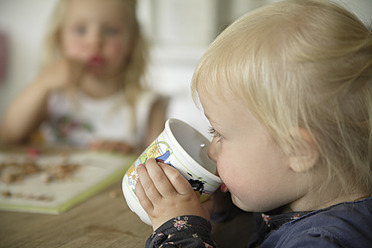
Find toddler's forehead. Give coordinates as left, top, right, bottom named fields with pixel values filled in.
left=197, top=82, right=243, bottom=109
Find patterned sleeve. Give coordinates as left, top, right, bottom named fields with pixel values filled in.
left=145, top=215, right=217, bottom=248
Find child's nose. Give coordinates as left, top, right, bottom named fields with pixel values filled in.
left=208, top=139, right=218, bottom=162
left=87, top=33, right=103, bottom=52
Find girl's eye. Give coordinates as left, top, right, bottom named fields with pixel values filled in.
left=103, top=26, right=119, bottom=36
left=73, top=25, right=86, bottom=35
left=208, top=126, right=223, bottom=142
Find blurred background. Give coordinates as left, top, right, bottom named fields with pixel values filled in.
left=0, top=0, right=371, bottom=137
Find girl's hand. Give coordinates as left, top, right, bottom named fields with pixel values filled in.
left=0, top=58, right=84, bottom=144
left=135, top=158, right=211, bottom=230
left=36, top=58, right=85, bottom=92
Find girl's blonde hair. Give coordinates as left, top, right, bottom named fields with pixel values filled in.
left=41, top=0, right=148, bottom=107
left=192, top=0, right=372, bottom=195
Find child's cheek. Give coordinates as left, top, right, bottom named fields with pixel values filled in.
left=216, top=160, right=229, bottom=182
left=62, top=37, right=86, bottom=61
left=65, top=50, right=85, bottom=62
left=107, top=40, right=132, bottom=62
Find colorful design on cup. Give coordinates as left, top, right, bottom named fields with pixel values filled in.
left=126, top=165, right=138, bottom=187
left=122, top=118, right=222, bottom=225
left=126, top=139, right=211, bottom=201
left=187, top=174, right=207, bottom=202
left=126, top=141, right=173, bottom=195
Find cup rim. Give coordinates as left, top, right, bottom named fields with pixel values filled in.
left=165, top=118, right=222, bottom=183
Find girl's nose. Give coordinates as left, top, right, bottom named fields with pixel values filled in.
left=87, top=32, right=103, bottom=52
left=208, top=139, right=218, bottom=162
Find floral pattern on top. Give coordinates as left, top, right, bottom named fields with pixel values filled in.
left=53, top=116, right=92, bottom=141
left=145, top=215, right=216, bottom=248
left=173, top=216, right=191, bottom=231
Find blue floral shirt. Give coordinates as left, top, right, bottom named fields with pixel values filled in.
left=145, top=197, right=372, bottom=247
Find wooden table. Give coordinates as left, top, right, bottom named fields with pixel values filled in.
left=0, top=180, right=154, bottom=248
left=0, top=146, right=254, bottom=248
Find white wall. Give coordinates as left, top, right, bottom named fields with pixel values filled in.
left=336, top=0, right=372, bottom=25
left=0, top=0, right=57, bottom=117
left=0, top=0, right=371, bottom=137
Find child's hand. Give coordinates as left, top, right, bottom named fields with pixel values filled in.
left=36, top=58, right=85, bottom=92
left=135, top=158, right=211, bottom=230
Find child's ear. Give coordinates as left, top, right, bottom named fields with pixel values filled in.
left=288, top=128, right=319, bottom=173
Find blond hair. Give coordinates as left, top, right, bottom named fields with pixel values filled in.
left=41, top=0, right=148, bottom=107
left=192, top=0, right=372, bottom=195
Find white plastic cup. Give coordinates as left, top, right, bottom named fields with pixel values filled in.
left=122, top=118, right=222, bottom=225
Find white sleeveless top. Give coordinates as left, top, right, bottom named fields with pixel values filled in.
left=40, top=90, right=158, bottom=148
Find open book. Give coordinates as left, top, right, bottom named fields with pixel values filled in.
left=0, top=147, right=134, bottom=214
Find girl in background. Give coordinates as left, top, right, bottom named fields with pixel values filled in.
left=135, top=0, right=372, bottom=247
left=0, top=0, right=166, bottom=153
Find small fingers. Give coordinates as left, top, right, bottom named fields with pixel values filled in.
left=145, top=158, right=177, bottom=198
left=136, top=158, right=198, bottom=209
left=136, top=163, right=162, bottom=203
left=135, top=177, right=154, bottom=213
left=158, top=163, right=195, bottom=196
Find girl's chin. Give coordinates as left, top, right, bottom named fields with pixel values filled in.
left=87, top=66, right=104, bottom=74
left=230, top=194, right=244, bottom=209
left=86, top=69, right=110, bottom=79
left=88, top=67, right=121, bottom=78
left=231, top=195, right=258, bottom=212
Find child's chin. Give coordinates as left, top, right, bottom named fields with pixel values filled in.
left=232, top=196, right=260, bottom=212
left=87, top=69, right=108, bottom=78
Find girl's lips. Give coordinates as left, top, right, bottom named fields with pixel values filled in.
left=88, top=56, right=105, bottom=66
left=220, top=183, right=229, bottom=193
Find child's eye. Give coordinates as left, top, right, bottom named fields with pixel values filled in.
left=208, top=126, right=223, bottom=142
left=73, top=25, right=87, bottom=35
left=103, top=26, right=119, bottom=36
